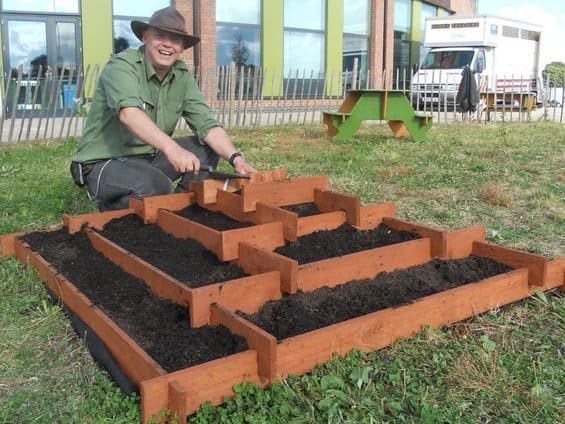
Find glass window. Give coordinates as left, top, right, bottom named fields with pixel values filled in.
left=284, top=0, right=325, bottom=31
left=113, top=0, right=170, bottom=17
left=393, top=0, right=412, bottom=84
left=284, top=0, right=325, bottom=76
left=420, top=3, right=437, bottom=32
left=7, top=20, right=47, bottom=72
left=216, top=0, right=261, bottom=67
left=343, top=0, right=370, bottom=88
left=344, top=0, right=370, bottom=35
left=284, top=31, right=324, bottom=75
left=216, top=25, right=261, bottom=67
left=216, top=0, right=260, bottom=25
left=112, top=0, right=171, bottom=53
left=2, top=0, right=79, bottom=13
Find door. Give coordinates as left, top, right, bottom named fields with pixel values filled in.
left=2, top=14, right=82, bottom=113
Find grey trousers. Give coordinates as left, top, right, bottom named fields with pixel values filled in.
left=84, top=136, right=219, bottom=211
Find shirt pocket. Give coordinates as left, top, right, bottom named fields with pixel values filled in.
left=139, top=95, right=156, bottom=120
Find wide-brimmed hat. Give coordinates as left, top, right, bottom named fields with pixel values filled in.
left=131, top=7, right=200, bottom=49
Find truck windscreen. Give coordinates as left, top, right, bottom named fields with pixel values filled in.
left=420, top=51, right=474, bottom=70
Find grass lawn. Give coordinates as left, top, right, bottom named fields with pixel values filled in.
left=1, top=122, right=563, bottom=423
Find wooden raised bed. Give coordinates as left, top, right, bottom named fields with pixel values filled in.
left=1, top=172, right=563, bottom=423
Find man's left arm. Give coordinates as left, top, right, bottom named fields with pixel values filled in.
left=203, top=127, right=256, bottom=175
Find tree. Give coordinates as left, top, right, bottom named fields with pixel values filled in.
left=230, top=33, right=250, bottom=68
left=114, top=37, right=130, bottom=54
left=542, top=61, right=565, bottom=87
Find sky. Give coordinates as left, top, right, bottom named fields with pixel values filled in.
left=478, top=0, right=565, bottom=70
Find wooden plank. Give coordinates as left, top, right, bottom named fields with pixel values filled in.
left=296, top=238, right=432, bottom=292
left=238, top=242, right=298, bottom=293
left=129, top=193, right=194, bottom=223
left=544, top=257, right=565, bottom=290
left=383, top=217, right=444, bottom=257
left=62, top=209, right=134, bottom=234
left=0, top=232, right=24, bottom=256
left=218, top=222, right=285, bottom=261
left=276, top=268, right=529, bottom=378
left=189, top=271, right=283, bottom=327
left=240, top=175, right=331, bottom=212
left=211, top=303, right=277, bottom=382
left=473, top=241, right=548, bottom=287
left=254, top=202, right=299, bottom=241
left=357, top=202, right=397, bottom=230
left=443, top=226, right=486, bottom=259
left=216, top=191, right=245, bottom=221
left=190, top=179, right=245, bottom=206
left=295, top=211, right=346, bottom=238
left=168, top=381, right=188, bottom=424
left=314, top=188, right=361, bottom=226
left=140, top=351, right=262, bottom=423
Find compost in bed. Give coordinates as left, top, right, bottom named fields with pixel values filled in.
left=21, top=229, right=248, bottom=373
left=240, top=255, right=513, bottom=340
left=98, top=213, right=247, bottom=287
left=274, top=222, right=421, bottom=264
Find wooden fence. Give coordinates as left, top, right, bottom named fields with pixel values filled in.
left=1, top=63, right=563, bottom=143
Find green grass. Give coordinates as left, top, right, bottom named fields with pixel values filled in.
left=1, top=122, right=564, bottom=423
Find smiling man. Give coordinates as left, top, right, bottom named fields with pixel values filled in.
left=71, top=7, right=256, bottom=211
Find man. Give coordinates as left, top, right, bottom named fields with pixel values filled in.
left=71, top=7, right=256, bottom=211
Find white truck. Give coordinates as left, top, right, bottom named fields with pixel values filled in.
left=410, top=15, right=542, bottom=109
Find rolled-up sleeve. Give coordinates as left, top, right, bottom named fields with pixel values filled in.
left=100, top=57, right=144, bottom=115
left=181, top=76, right=222, bottom=141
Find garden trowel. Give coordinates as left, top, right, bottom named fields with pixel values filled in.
left=199, top=165, right=250, bottom=179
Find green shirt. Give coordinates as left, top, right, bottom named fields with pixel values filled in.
left=74, top=47, right=220, bottom=163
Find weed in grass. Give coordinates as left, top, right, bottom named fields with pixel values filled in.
left=480, top=182, right=514, bottom=207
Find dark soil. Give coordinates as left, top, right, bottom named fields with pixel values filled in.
left=282, top=202, right=321, bottom=217
left=176, top=204, right=253, bottom=231
left=98, top=214, right=247, bottom=287
left=21, top=229, right=248, bottom=373
left=274, top=223, right=421, bottom=264
left=240, top=256, right=513, bottom=340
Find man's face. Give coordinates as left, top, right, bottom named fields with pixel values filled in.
left=142, top=28, right=184, bottom=77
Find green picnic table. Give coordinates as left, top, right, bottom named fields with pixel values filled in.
left=323, top=89, right=433, bottom=142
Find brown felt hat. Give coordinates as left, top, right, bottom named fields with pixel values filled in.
left=131, top=7, right=200, bottom=50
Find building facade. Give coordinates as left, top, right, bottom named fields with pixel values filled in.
left=0, top=0, right=477, bottom=100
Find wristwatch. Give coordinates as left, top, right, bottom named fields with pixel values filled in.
left=228, top=152, right=244, bottom=167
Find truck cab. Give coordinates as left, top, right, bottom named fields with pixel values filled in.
left=411, top=47, right=487, bottom=108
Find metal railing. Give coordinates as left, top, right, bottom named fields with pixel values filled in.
left=1, top=63, right=563, bottom=143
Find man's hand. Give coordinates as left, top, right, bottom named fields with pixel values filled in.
left=232, top=155, right=257, bottom=176
left=162, top=142, right=201, bottom=173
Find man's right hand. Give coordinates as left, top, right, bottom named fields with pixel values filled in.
left=162, top=142, right=201, bottom=173
left=119, top=107, right=202, bottom=173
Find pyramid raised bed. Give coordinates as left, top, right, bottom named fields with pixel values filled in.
left=1, top=170, right=563, bottom=423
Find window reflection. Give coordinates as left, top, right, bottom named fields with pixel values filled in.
left=284, top=0, right=324, bottom=31
left=343, top=0, right=370, bottom=88
left=284, top=0, right=325, bottom=76
left=113, top=0, right=170, bottom=17
left=217, top=26, right=260, bottom=67
left=216, top=0, right=261, bottom=67
left=112, top=0, right=170, bottom=54
left=216, top=0, right=260, bottom=25
left=2, top=0, right=79, bottom=13
left=393, top=0, right=412, bottom=85
left=8, top=20, right=47, bottom=73
left=344, top=0, right=369, bottom=35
